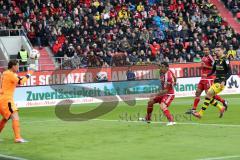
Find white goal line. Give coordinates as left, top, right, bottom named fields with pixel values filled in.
left=92, top=119, right=240, bottom=127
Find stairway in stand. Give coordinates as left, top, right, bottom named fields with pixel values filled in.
left=36, top=47, right=55, bottom=71
left=210, top=0, right=240, bottom=34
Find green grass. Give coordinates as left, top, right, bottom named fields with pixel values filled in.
left=0, top=95, right=240, bottom=160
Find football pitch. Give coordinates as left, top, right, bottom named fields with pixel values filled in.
left=0, top=95, right=240, bottom=160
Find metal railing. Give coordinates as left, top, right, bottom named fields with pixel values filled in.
left=0, top=29, right=25, bottom=37
left=0, top=57, right=58, bottom=71
left=0, top=28, right=34, bottom=55
left=0, top=56, right=80, bottom=71
left=0, top=29, right=60, bottom=71
left=0, top=28, right=33, bottom=48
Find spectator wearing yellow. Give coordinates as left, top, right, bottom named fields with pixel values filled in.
left=118, top=9, right=129, bottom=19
left=136, top=58, right=145, bottom=65
left=137, top=2, right=144, bottom=12
left=177, top=12, right=183, bottom=23
left=227, top=45, right=236, bottom=60
left=92, top=0, right=100, bottom=8
left=94, top=12, right=101, bottom=21
left=109, top=18, right=117, bottom=26
left=17, top=45, right=28, bottom=72
left=205, top=1, right=213, bottom=9
left=208, top=15, right=215, bottom=23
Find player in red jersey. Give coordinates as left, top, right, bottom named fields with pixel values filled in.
left=140, top=62, right=177, bottom=126
left=185, top=47, right=228, bottom=114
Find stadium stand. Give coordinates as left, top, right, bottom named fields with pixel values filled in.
left=210, top=0, right=240, bottom=34
left=0, top=0, right=240, bottom=69
left=221, top=0, right=240, bottom=17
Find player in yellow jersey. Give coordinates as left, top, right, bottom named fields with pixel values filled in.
left=192, top=45, right=231, bottom=119
left=0, top=60, right=34, bottom=143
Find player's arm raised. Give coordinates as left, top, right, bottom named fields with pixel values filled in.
left=11, top=70, right=34, bottom=85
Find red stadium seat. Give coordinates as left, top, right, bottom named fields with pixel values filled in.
left=184, top=42, right=190, bottom=49
left=237, top=12, right=240, bottom=19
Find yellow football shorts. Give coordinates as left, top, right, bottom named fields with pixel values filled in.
left=208, top=83, right=225, bottom=95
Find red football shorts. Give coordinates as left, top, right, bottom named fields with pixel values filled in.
left=153, top=94, right=175, bottom=107
left=197, top=79, right=213, bottom=91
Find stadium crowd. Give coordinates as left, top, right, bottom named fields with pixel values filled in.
left=222, top=0, right=240, bottom=19
left=0, top=0, right=240, bottom=69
